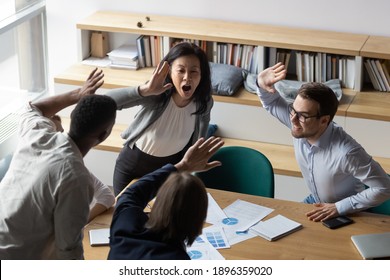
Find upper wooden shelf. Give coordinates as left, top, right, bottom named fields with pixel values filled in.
left=77, top=11, right=368, bottom=56
left=360, top=35, right=390, bottom=60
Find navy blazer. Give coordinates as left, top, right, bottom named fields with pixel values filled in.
left=108, top=164, right=190, bottom=260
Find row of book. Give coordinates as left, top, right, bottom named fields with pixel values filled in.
left=95, top=39, right=389, bottom=93
left=136, top=35, right=209, bottom=68
left=211, top=42, right=265, bottom=74
left=364, top=59, right=390, bottom=92
left=294, top=51, right=355, bottom=88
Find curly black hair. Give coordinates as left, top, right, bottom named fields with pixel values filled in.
left=69, top=95, right=117, bottom=140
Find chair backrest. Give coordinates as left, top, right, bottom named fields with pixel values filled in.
left=195, top=146, right=274, bottom=198
left=370, top=199, right=390, bottom=216
left=367, top=174, right=390, bottom=216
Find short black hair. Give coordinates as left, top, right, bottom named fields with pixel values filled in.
left=69, top=95, right=117, bottom=140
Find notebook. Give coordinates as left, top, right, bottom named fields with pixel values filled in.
left=249, top=214, right=303, bottom=241
left=89, top=228, right=110, bottom=246
left=351, top=232, right=390, bottom=259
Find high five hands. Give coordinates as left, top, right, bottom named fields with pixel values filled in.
left=257, top=62, right=287, bottom=93
left=139, top=61, right=173, bottom=96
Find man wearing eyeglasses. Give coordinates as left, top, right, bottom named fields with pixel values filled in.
left=256, top=62, right=390, bottom=222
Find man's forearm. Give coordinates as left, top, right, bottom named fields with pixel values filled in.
left=32, top=89, right=82, bottom=118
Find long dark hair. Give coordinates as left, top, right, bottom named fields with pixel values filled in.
left=163, top=42, right=212, bottom=115
left=145, top=172, right=208, bottom=246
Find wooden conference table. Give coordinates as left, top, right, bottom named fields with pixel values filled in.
left=83, top=188, right=390, bottom=260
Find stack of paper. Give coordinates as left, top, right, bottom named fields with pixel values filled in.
left=89, top=228, right=110, bottom=246
left=249, top=214, right=303, bottom=241
left=107, top=44, right=139, bottom=70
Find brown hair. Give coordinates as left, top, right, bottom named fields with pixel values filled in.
left=297, top=82, right=339, bottom=124
left=146, top=172, right=208, bottom=246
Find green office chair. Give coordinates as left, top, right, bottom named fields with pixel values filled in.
left=195, top=146, right=274, bottom=197
left=370, top=199, right=390, bottom=216
left=367, top=174, right=390, bottom=216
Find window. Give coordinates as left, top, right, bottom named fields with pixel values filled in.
left=0, top=0, right=47, bottom=158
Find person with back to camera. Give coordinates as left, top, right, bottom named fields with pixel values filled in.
left=256, top=62, right=390, bottom=222
left=49, top=114, right=115, bottom=222
left=108, top=136, right=224, bottom=260
left=0, top=68, right=118, bottom=259
left=105, top=42, right=213, bottom=195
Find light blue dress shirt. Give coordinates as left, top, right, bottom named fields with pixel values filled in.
left=257, top=87, right=390, bottom=215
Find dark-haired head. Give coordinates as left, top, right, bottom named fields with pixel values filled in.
left=146, top=172, right=208, bottom=247
left=297, top=82, right=339, bottom=124
left=69, top=95, right=117, bottom=143
left=163, top=42, right=212, bottom=115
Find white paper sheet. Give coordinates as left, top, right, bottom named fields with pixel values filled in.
left=215, top=199, right=274, bottom=245
left=206, top=193, right=228, bottom=224
left=201, top=225, right=230, bottom=249
left=186, top=235, right=225, bottom=260
left=82, top=56, right=111, bottom=67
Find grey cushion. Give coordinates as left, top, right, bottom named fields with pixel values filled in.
left=210, top=62, right=244, bottom=96
left=243, top=73, right=343, bottom=102
left=275, top=79, right=343, bottom=102
left=243, top=72, right=258, bottom=94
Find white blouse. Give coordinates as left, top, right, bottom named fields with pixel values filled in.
left=136, top=97, right=196, bottom=157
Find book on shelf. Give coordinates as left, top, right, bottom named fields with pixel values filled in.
left=364, top=59, right=381, bottom=91
left=375, top=59, right=390, bottom=91
left=267, top=47, right=277, bottom=68
left=344, top=56, right=355, bottom=89
left=110, top=63, right=139, bottom=70
left=369, top=59, right=386, bottom=91
left=381, top=60, right=390, bottom=89
left=136, top=35, right=146, bottom=68
left=107, top=44, right=139, bottom=69
left=149, top=36, right=156, bottom=67
left=321, top=53, right=327, bottom=83
left=249, top=214, right=303, bottom=241
left=162, top=36, right=171, bottom=58
left=143, top=36, right=152, bottom=67
left=107, top=44, right=138, bottom=61
left=296, top=51, right=303, bottom=81
left=255, top=45, right=265, bottom=74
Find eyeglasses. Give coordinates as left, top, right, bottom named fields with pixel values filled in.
left=288, top=104, right=320, bottom=123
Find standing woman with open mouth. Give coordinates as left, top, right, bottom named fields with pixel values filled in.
left=105, top=42, right=213, bottom=195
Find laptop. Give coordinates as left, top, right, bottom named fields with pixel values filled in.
left=351, top=232, right=390, bottom=259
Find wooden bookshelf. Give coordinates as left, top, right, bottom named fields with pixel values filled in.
left=54, top=11, right=390, bottom=122
left=64, top=11, right=390, bottom=91
left=76, top=11, right=372, bottom=89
